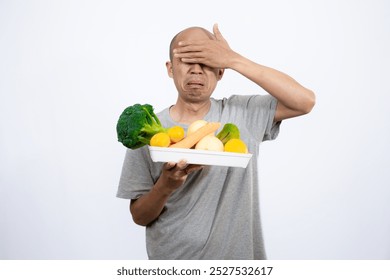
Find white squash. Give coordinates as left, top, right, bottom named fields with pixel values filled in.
left=187, top=120, right=208, bottom=136
left=187, top=120, right=215, bottom=137
left=195, top=135, right=224, bottom=152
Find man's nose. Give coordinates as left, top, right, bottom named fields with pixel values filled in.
left=190, top=63, right=204, bottom=74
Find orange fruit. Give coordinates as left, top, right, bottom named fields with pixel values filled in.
left=167, top=126, right=185, bottom=143
left=150, top=132, right=171, bottom=147
left=224, top=139, right=248, bottom=153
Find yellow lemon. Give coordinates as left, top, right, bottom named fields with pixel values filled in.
left=167, top=126, right=185, bottom=143
left=150, top=132, right=171, bottom=147
left=224, top=139, right=248, bottom=153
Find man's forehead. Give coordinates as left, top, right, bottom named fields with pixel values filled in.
left=175, top=27, right=215, bottom=42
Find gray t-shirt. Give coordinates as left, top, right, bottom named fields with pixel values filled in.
left=117, top=95, right=280, bottom=259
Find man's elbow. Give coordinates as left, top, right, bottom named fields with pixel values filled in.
left=301, top=89, right=316, bottom=115
left=132, top=215, right=149, bottom=227
left=130, top=201, right=149, bottom=226
left=131, top=209, right=153, bottom=226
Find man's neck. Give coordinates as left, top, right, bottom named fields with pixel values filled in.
left=170, top=99, right=211, bottom=125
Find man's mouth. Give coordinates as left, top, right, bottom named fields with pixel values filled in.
left=187, top=81, right=204, bottom=87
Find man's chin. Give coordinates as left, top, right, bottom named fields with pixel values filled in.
left=185, top=92, right=211, bottom=103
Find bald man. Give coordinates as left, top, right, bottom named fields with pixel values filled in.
left=117, top=24, right=315, bottom=259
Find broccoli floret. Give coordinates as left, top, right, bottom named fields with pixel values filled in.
left=116, top=104, right=167, bottom=149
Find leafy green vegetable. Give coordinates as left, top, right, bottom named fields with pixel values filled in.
left=216, top=123, right=240, bottom=144
left=116, top=104, right=167, bottom=149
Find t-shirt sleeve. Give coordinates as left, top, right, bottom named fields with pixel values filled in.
left=116, top=146, right=156, bottom=200
left=255, top=95, right=281, bottom=142
left=225, top=95, right=281, bottom=143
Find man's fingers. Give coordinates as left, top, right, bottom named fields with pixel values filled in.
left=213, top=23, right=225, bottom=42
left=164, top=162, right=176, bottom=170
left=176, top=159, right=188, bottom=170
left=165, top=161, right=202, bottom=173
left=186, top=164, right=204, bottom=174
left=174, top=52, right=204, bottom=59
left=165, top=160, right=188, bottom=170
left=174, top=42, right=204, bottom=54
left=180, top=57, right=205, bottom=64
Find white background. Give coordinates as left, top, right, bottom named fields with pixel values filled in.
left=1, top=0, right=389, bottom=260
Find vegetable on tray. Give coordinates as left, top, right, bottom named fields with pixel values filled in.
left=116, top=103, right=248, bottom=154
left=216, top=123, right=240, bottom=144
left=116, top=104, right=167, bottom=149
left=169, top=122, right=221, bottom=149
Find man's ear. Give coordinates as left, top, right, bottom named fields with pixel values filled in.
left=217, top=69, right=225, bottom=81
left=166, top=61, right=173, bottom=78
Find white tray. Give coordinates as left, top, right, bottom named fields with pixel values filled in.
left=148, top=146, right=252, bottom=168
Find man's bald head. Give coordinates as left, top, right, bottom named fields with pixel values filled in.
left=169, top=27, right=215, bottom=61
